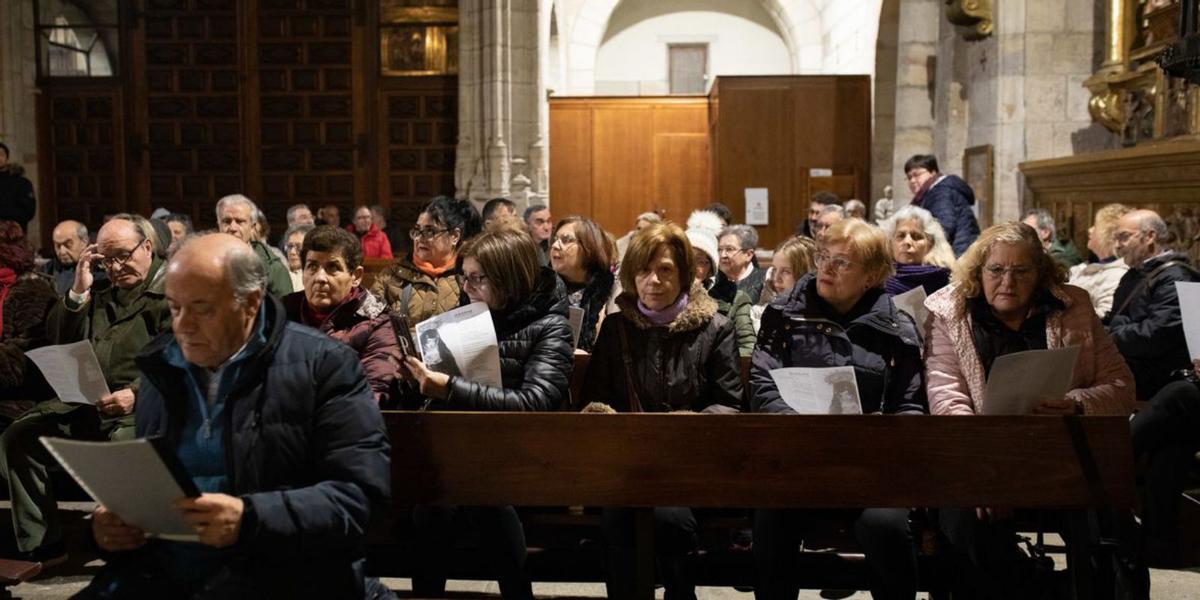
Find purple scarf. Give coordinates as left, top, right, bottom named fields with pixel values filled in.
left=638, top=292, right=689, bottom=327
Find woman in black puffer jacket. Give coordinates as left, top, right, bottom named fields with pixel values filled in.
left=398, top=228, right=573, bottom=600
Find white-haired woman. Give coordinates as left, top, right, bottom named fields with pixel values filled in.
left=879, top=205, right=955, bottom=296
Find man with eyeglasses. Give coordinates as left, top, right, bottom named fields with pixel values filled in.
left=0, top=216, right=172, bottom=567
left=904, top=154, right=979, bottom=256
left=1106, top=209, right=1199, bottom=400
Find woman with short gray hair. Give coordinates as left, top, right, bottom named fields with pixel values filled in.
left=879, top=205, right=954, bottom=296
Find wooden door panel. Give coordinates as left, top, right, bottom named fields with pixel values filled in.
left=548, top=105, right=593, bottom=219
left=652, top=134, right=709, bottom=224
left=378, top=83, right=458, bottom=228
left=591, top=106, right=653, bottom=232
left=140, top=0, right=243, bottom=229
left=37, top=90, right=126, bottom=231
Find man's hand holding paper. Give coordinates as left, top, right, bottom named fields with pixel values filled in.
left=92, top=506, right=147, bottom=552
left=95, top=388, right=135, bottom=417
left=176, top=494, right=244, bottom=548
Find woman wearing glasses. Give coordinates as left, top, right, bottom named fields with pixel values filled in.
left=923, top=221, right=1134, bottom=597
left=396, top=228, right=573, bottom=600
left=751, top=218, right=926, bottom=600
left=548, top=216, right=618, bottom=352
left=371, top=196, right=480, bottom=325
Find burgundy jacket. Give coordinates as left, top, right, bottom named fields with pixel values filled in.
left=283, top=287, right=400, bottom=407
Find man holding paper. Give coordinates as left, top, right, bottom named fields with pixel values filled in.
left=0, top=216, right=171, bottom=565
left=76, top=233, right=391, bottom=599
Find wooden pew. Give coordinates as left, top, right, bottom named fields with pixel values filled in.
left=384, top=412, right=1135, bottom=599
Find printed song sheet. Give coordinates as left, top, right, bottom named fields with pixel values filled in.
left=25, top=341, right=109, bottom=405
left=40, top=437, right=200, bottom=541
left=980, top=346, right=1080, bottom=415
left=568, top=306, right=585, bottom=349
left=1177, top=282, right=1200, bottom=360
left=415, top=301, right=503, bottom=388
left=768, top=366, right=862, bottom=414
left=891, top=286, right=929, bottom=333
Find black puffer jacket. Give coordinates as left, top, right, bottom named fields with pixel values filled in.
left=134, top=296, right=390, bottom=598
left=1106, top=251, right=1200, bottom=399
left=751, top=273, right=927, bottom=415
left=442, top=268, right=574, bottom=411
left=582, top=282, right=743, bottom=413
left=0, top=165, right=36, bottom=232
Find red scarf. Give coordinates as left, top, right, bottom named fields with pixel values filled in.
left=0, top=268, right=16, bottom=338
left=911, top=175, right=938, bottom=206
left=300, top=287, right=361, bottom=328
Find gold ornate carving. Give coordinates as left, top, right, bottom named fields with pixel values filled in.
left=1088, top=87, right=1125, bottom=132
left=945, top=0, right=993, bottom=40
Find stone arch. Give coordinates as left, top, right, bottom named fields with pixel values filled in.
left=563, top=0, right=823, bottom=94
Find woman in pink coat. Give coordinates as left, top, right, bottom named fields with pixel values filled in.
left=923, top=221, right=1135, bottom=597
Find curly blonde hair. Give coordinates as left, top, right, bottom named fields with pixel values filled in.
left=1092, top=203, right=1132, bottom=258
left=951, top=221, right=1066, bottom=300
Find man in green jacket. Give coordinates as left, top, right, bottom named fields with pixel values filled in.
left=0, top=216, right=172, bottom=565
left=217, top=193, right=294, bottom=298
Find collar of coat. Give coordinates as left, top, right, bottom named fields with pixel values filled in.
left=615, top=281, right=718, bottom=334
left=390, top=253, right=459, bottom=287
left=770, top=273, right=921, bottom=347
left=282, top=285, right=386, bottom=331
left=491, top=267, right=569, bottom=338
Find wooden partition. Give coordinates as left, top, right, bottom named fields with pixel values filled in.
left=549, top=97, right=710, bottom=235
left=549, top=76, right=871, bottom=249
left=710, top=76, right=871, bottom=248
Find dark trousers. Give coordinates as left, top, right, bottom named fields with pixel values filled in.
left=601, top=507, right=699, bottom=600
left=1130, top=380, right=1200, bottom=552
left=937, top=509, right=1044, bottom=600
left=753, top=508, right=916, bottom=600
left=411, top=505, right=533, bottom=600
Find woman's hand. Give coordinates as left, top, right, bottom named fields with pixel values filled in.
left=1034, top=396, right=1077, bottom=416
left=395, top=355, right=451, bottom=400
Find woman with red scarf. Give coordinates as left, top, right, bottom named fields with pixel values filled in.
left=0, top=220, right=58, bottom=412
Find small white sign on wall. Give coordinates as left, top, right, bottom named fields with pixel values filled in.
left=745, top=188, right=769, bottom=225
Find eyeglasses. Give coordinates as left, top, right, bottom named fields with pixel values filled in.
left=1112, top=230, right=1141, bottom=244
left=462, top=273, right=489, bottom=287
left=99, top=241, right=145, bottom=270
left=552, top=234, right=578, bottom=247
left=982, top=264, right=1035, bottom=281
left=905, top=169, right=930, bottom=182
left=409, top=227, right=449, bottom=241
left=814, top=252, right=854, bottom=273
left=285, top=243, right=302, bottom=252
left=717, top=246, right=747, bottom=256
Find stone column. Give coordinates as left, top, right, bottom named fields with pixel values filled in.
left=890, top=0, right=940, bottom=205
left=0, top=0, right=41, bottom=244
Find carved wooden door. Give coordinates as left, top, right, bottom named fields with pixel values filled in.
left=36, top=87, right=128, bottom=229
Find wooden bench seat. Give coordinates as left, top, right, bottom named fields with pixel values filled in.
left=377, top=411, right=1135, bottom=599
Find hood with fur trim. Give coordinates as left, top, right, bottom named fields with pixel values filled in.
left=615, top=281, right=718, bottom=334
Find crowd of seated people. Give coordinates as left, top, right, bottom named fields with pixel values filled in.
left=0, top=151, right=1196, bottom=598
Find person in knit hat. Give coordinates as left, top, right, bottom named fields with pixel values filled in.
left=686, top=224, right=754, bottom=356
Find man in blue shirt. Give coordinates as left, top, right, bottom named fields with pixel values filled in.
left=76, top=233, right=392, bottom=599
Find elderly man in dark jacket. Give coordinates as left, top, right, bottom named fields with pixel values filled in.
left=76, top=233, right=392, bottom=599
left=1106, top=209, right=1199, bottom=400
left=904, top=154, right=980, bottom=256
left=0, top=216, right=171, bottom=565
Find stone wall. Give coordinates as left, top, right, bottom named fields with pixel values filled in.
left=0, top=0, right=40, bottom=244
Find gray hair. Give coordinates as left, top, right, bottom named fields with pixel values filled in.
left=1022, top=208, right=1056, bottom=238
left=109, top=213, right=157, bottom=252
left=280, top=223, right=315, bottom=252
left=286, top=203, right=311, bottom=222
left=523, top=204, right=548, bottom=222
left=820, top=204, right=846, bottom=217
left=844, top=199, right=866, bottom=218
left=635, top=212, right=663, bottom=225
left=216, top=194, right=265, bottom=225
left=1134, top=211, right=1168, bottom=240
left=172, top=233, right=268, bottom=305
left=71, top=221, right=89, bottom=241
left=880, top=205, right=956, bottom=269
left=718, top=224, right=759, bottom=251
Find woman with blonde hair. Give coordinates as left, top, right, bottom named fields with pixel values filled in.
left=923, top=221, right=1134, bottom=597
left=1068, top=203, right=1132, bottom=316
left=879, top=205, right=954, bottom=296
left=751, top=218, right=926, bottom=600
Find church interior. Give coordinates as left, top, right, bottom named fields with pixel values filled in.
left=1, top=0, right=1200, bottom=598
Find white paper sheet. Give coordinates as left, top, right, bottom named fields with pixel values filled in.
left=40, top=437, right=199, bottom=541
left=744, top=188, right=769, bottom=225
left=769, top=366, right=862, bottom=414
left=415, top=301, right=503, bottom=388
left=567, top=306, right=585, bottom=349
left=1176, top=282, right=1200, bottom=360
left=25, top=341, right=109, bottom=405
left=980, top=346, right=1080, bottom=415
left=891, top=286, right=929, bottom=333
